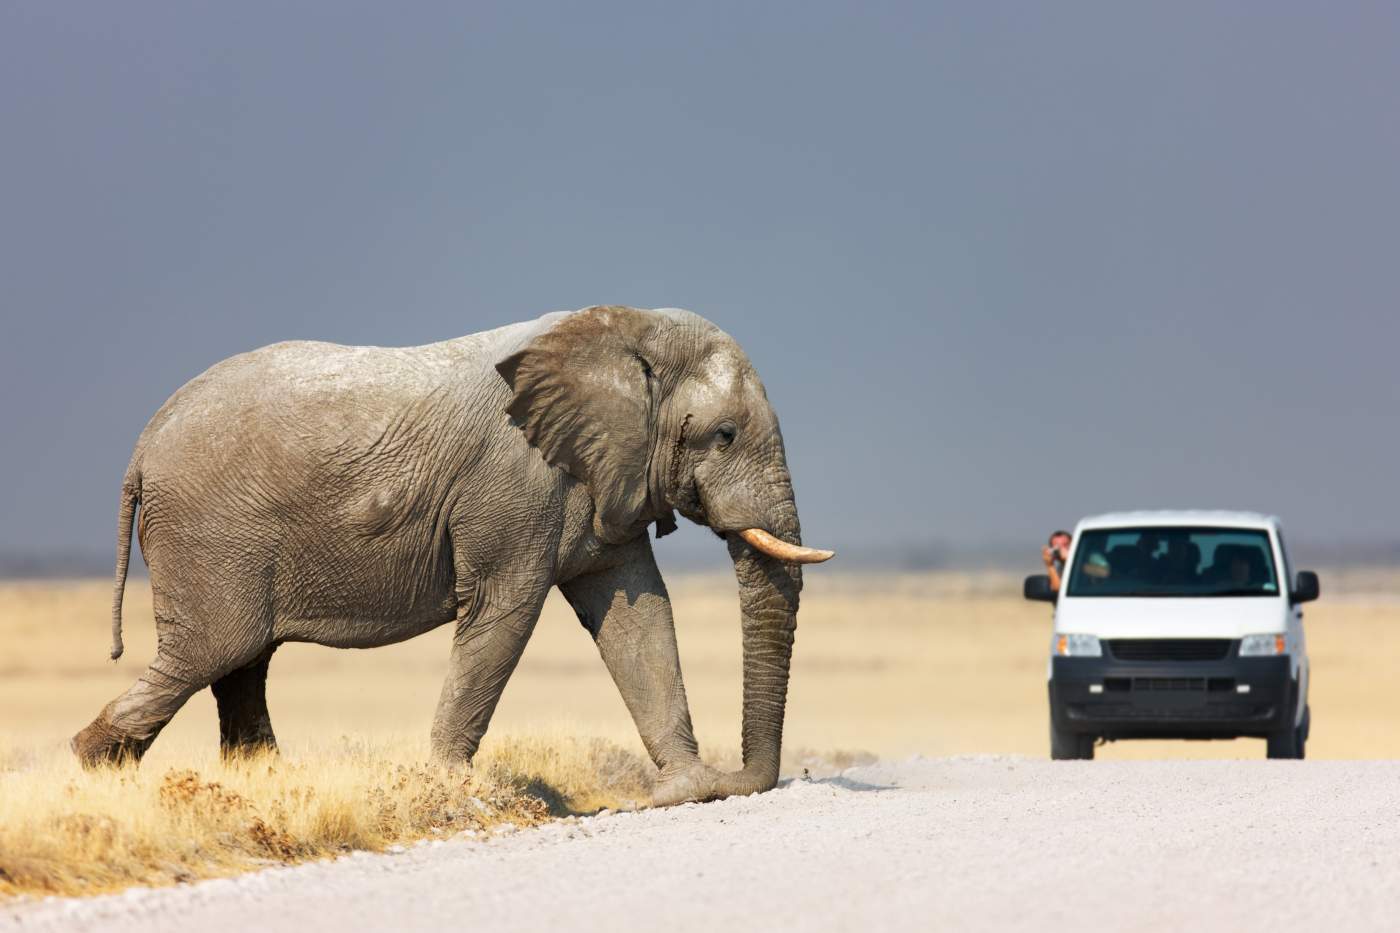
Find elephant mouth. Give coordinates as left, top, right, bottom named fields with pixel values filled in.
left=671, top=478, right=709, bottom=528
left=685, top=484, right=834, bottom=564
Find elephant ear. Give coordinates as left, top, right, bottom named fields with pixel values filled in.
left=496, top=306, right=662, bottom=540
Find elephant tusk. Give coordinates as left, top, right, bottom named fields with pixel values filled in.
left=737, top=528, right=835, bottom=564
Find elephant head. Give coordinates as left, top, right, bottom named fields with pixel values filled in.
left=497, top=305, right=832, bottom=796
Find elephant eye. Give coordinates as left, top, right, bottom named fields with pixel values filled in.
left=714, top=422, right=737, bottom=449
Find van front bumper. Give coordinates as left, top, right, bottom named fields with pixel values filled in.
left=1049, top=656, right=1294, bottom=740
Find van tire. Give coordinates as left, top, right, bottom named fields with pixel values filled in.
left=1266, top=690, right=1306, bottom=760
left=1266, top=727, right=1302, bottom=759
left=1050, top=719, right=1094, bottom=760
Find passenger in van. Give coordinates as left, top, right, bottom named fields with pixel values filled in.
left=1204, top=545, right=1263, bottom=588
left=1135, top=531, right=1162, bottom=567
left=1042, top=529, right=1072, bottom=592
left=1105, top=533, right=1159, bottom=584
left=1079, top=552, right=1112, bottom=588
left=1235, top=551, right=1267, bottom=587
left=1105, top=544, right=1141, bottom=579
left=1154, top=536, right=1201, bottom=585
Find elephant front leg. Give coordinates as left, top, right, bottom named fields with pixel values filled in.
left=560, top=537, right=718, bottom=807
left=429, top=578, right=549, bottom=764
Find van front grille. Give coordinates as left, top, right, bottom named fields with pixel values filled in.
left=1133, top=677, right=1206, bottom=691
left=1106, top=639, right=1233, bottom=662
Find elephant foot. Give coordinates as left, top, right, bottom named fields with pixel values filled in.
left=219, top=733, right=278, bottom=761
left=651, top=762, right=723, bottom=808
left=712, top=765, right=780, bottom=799
left=427, top=736, right=477, bottom=769
left=71, top=711, right=152, bottom=769
left=217, top=711, right=278, bottom=761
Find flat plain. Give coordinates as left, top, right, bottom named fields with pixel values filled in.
left=5, top=569, right=1400, bottom=764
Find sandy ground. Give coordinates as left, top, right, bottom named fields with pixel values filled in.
left=7, top=571, right=1400, bottom=765
left=7, top=756, right=1399, bottom=933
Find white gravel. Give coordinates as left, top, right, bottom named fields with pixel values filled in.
left=6, top=757, right=1400, bottom=933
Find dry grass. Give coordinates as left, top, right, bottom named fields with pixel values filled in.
left=3, top=569, right=1400, bottom=898
left=0, top=732, right=651, bottom=899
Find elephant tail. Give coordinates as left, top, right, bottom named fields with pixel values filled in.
left=110, top=468, right=140, bottom=661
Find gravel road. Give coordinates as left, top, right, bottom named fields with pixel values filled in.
left=6, top=757, right=1400, bottom=933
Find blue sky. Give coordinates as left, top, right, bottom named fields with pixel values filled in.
left=2, top=2, right=1398, bottom=569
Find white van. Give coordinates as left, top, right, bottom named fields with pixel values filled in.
left=1024, top=511, right=1319, bottom=760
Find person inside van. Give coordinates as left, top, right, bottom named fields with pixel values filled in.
left=1105, top=531, right=1159, bottom=585
left=1154, top=534, right=1201, bottom=585
left=1204, top=545, right=1264, bottom=589
left=1079, top=551, right=1112, bottom=588
left=1229, top=549, right=1267, bottom=587
left=1042, top=529, right=1072, bottom=592
left=1134, top=531, right=1162, bottom=572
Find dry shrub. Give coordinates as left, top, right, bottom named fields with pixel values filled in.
left=0, top=734, right=652, bottom=900
left=478, top=731, right=653, bottom=813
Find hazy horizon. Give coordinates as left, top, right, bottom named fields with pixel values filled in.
left=4, top=3, right=1398, bottom=575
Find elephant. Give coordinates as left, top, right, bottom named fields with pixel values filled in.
left=72, top=305, right=833, bottom=806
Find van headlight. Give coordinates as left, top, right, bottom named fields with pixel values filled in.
left=1055, top=634, right=1102, bottom=657
left=1239, top=634, right=1287, bottom=656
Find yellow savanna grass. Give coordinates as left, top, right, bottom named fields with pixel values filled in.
left=0, top=733, right=652, bottom=899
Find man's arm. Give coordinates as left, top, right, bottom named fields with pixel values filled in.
left=1043, top=546, right=1063, bottom=592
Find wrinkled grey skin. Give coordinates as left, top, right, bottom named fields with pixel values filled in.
left=73, top=306, right=809, bottom=805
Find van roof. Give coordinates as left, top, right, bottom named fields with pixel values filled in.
left=1075, top=510, right=1280, bottom=532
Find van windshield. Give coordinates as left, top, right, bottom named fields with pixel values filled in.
left=1066, top=527, right=1279, bottom=598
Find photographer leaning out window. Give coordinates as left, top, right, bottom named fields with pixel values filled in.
left=1042, top=529, right=1071, bottom=593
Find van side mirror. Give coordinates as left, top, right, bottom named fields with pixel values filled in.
left=1024, top=574, right=1057, bottom=602
left=1291, top=570, right=1320, bottom=604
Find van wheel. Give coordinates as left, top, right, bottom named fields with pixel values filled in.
left=1050, top=720, right=1094, bottom=760
left=1266, top=727, right=1302, bottom=759
left=1267, top=697, right=1306, bottom=760
left=1295, top=705, right=1310, bottom=759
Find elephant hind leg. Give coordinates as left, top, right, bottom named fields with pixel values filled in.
left=211, top=644, right=278, bottom=758
left=72, top=654, right=204, bottom=767
left=73, top=587, right=275, bottom=769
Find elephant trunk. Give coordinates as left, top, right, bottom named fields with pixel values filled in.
left=717, top=494, right=804, bottom=797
